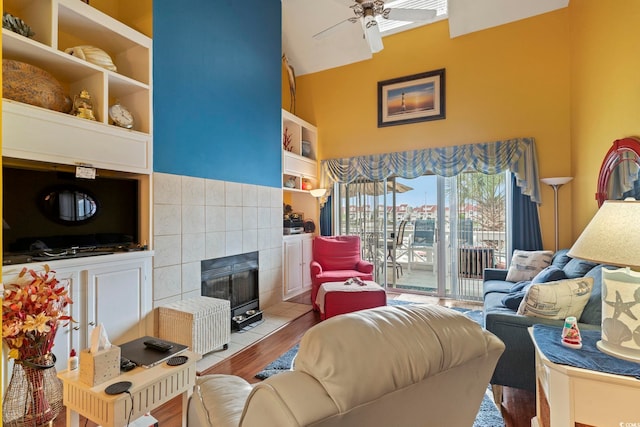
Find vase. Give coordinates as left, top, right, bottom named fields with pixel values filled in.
left=2, top=354, right=63, bottom=427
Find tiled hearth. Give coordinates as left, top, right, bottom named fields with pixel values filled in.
left=152, top=173, right=283, bottom=313
left=196, top=301, right=312, bottom=372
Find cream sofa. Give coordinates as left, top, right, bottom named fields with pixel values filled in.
left=188, top=304, right=505, bottom=427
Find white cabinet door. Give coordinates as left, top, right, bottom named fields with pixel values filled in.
left=1, top=265, right=80, bottom=387
left=85, top=258, right=151, bottom=346
left=283, top=235, right=314, bottom=299
left=302, top=236, right=313, bottom=289
left=284, top=238, right=303, bottom=298
left=50, top=267, right=82, bottom=372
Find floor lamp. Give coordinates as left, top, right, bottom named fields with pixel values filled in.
left=540, top=177, right=573, bottom=252
left=310, top=188, right=327, bottom=235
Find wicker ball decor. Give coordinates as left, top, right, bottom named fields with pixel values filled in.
left=2, top=59, right=72, bottom=113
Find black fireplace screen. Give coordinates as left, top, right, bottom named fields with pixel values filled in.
left=201, top=251, right=259, bottom=318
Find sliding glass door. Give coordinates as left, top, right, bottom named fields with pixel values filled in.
left=336, top=172, right=508, bottom=301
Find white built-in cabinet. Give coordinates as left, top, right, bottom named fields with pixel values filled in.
left=2, top=0, right=152, bottom=174
left=282, top=110, right=319, bottom=300
left=1, top=0, right=154, bottom=387
left=2, top=253, right=152, bottom=386
left=283, top=234, right=313, bottom=299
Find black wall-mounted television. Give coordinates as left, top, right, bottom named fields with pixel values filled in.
left=3, top=166, right=139, bottom=254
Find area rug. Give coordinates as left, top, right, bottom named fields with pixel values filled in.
left=255, top=344, right=504, bottom=426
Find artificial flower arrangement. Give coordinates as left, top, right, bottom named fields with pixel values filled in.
left=2, top=265, right=73, bottom=362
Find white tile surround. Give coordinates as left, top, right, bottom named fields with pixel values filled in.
left=152, top=172, right=284, bottom=312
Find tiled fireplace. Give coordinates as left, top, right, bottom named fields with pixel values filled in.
left=152, top=173, right=283, bottom=314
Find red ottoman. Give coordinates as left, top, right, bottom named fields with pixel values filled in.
left=315, top=280, right=386, bottom=320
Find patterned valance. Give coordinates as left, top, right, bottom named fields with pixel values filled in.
left=320, top=137, right=541, bottom=203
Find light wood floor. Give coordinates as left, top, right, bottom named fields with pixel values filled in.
left=52, top=292, right=535, bottom=427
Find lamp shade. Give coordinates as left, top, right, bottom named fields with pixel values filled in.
left=540, top=176, right=573, bottom=186
left=309, top=188, right=327, bottom=198
left=569, top=199, right=640, bottom=362
left=568, top=199, right=640, bottom=269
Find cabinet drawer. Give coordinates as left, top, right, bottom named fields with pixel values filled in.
left=3, top=100, right=151, bottom=173
left=284, top=152, right=316, bottom=178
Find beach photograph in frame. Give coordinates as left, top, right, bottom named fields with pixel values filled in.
left=378, top=68, right=445, bottom=127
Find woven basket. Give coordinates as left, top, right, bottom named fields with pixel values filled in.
left=2, top=354, right=63, bottom=427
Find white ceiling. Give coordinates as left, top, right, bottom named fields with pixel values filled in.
left=282, top=0, right=569, bottom=76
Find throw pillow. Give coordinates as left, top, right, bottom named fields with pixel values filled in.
left=551, top=249, right=572, bottom=270
left=505, top=250, right=553, bottom=282
left=509, top=280, right=532, bottom=292
left=501, top=267, right=566, bottom=311
left=517, top=277, right=594, bottom=320
left=562, top=258, right=599, bottom=279
left=502, top=290, right=528, bottom=310
left=532, top=265, right=566, bottom=284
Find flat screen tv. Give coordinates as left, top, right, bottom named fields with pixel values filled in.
left=3, top=166, right=139, bottom=254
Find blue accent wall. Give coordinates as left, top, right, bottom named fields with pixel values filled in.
left=153, top=0, right=282, bottom=188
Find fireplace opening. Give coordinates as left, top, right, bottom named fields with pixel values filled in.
left=201, top=251, right=262, bottom=330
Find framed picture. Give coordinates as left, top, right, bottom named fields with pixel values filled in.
left=377, top=68, right=445, bottom=127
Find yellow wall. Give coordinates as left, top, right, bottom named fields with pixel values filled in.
left=569, top=0, right=640, bottom=238
left=89, top=0, right=152, bottom=37
left=293, top=10, right=573, bottom=250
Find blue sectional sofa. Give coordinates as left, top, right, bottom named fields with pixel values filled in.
left=482, top=249, right=611, bottom=392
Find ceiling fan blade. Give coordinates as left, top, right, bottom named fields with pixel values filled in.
left=384, top=8, right=437, bottom=22
left=363, top=16, right=383, bottom=53
left=313, top=17, right=357, bottom=40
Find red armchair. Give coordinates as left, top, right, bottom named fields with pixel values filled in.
left=310, top=235, right=374, bottom=310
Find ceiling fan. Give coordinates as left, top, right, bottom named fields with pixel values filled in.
left=313, top=0, right=437, bottom=53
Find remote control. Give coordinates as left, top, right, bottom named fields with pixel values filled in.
left=143, top=339, right=173, bottom=352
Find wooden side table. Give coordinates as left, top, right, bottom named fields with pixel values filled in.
left=529, top=328, right=640, bottom=427
left=57, top=350, right=200, bottom=427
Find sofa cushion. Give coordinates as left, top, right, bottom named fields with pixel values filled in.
left=562, top=258, right=599, bottom=279
left=506, top=250, right=553, bottom=282
left=483, top=280, right=514, bottom=297
left=517, top=277, right=594, bottom=320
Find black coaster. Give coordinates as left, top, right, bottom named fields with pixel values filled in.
left=105, top=381, right=132, bottom=395
left=166, top=355, right=188, bottom=366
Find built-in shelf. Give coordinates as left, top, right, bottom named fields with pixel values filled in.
left=2, top=0, right=152, bottom=173
left=282, top=110, right=318, bottom=192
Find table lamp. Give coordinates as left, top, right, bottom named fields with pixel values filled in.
left=568, top=199, right=640, bottom=362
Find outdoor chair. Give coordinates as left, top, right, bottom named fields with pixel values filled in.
left=385, top=220, right=408, bottom=278
left=409, top=219, right=436, bottom=269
